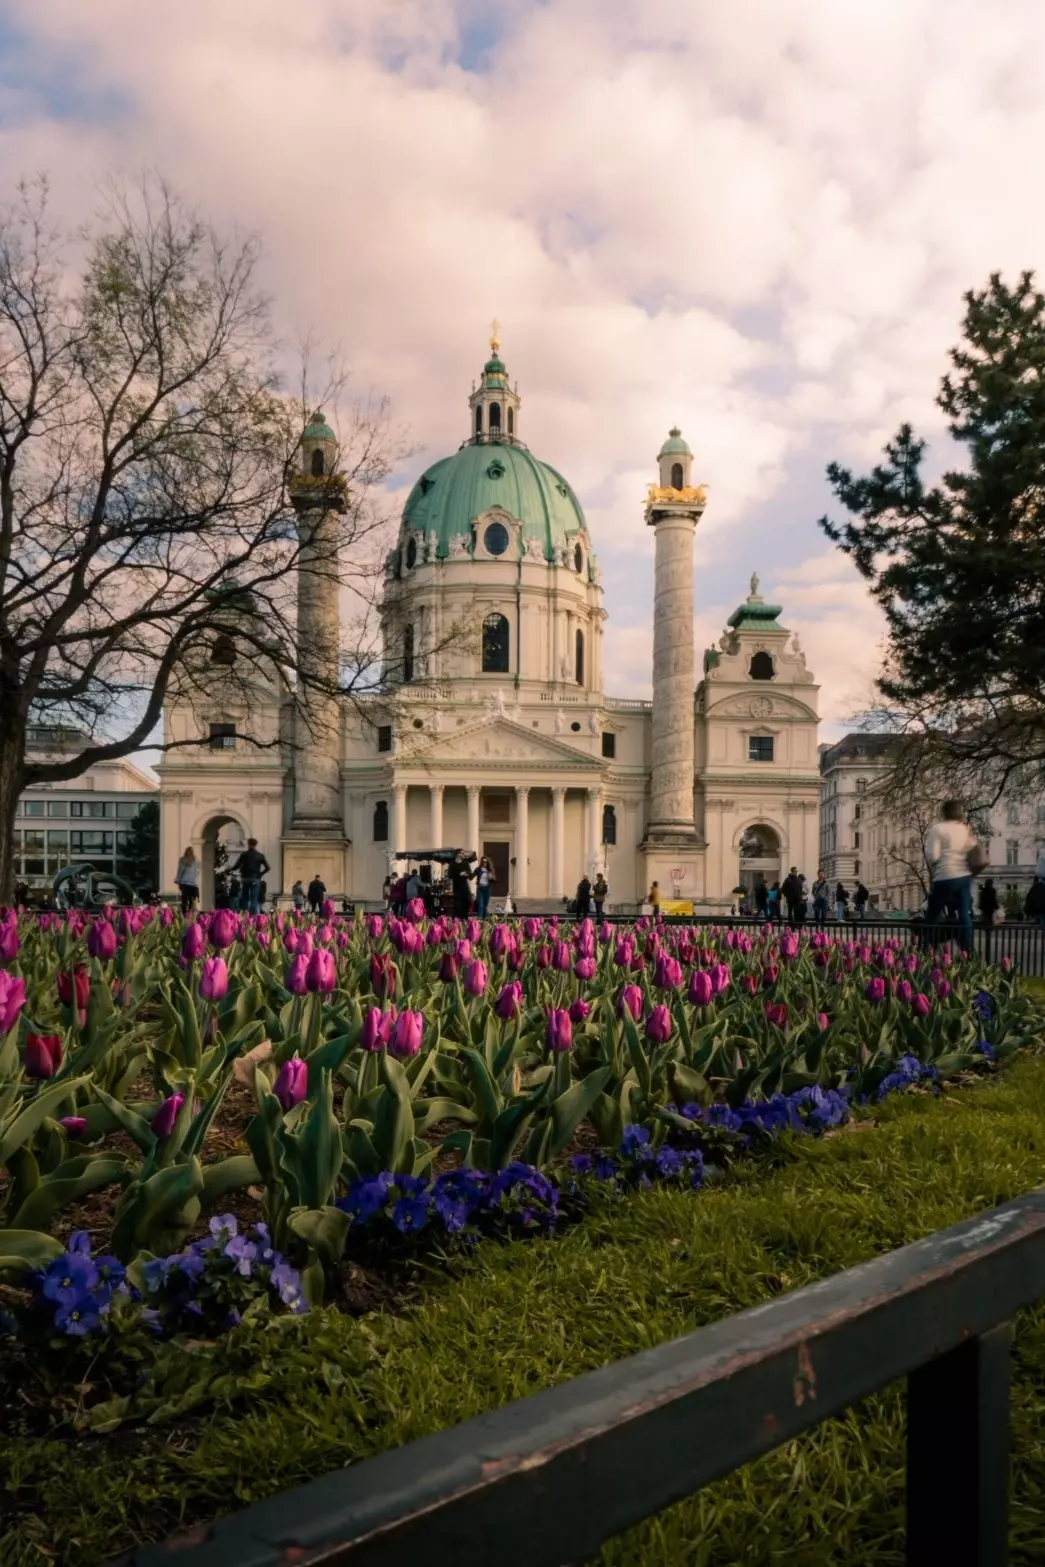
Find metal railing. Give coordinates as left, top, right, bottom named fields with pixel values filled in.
left=121, top=1188, right=1045, bottom=1566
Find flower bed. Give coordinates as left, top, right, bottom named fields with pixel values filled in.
left=0, top=903, right=1038, bottom=1404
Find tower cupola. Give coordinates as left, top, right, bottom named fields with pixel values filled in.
left=468, top=322, right=522, bottom=445
left=657, top=427, right=694, bottom=492
left=300, top=408, right=338, bottom=479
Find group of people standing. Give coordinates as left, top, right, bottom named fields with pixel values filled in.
left=746, top=869, right=870, bottom=926
left=174, top=839, right=271, bottom=916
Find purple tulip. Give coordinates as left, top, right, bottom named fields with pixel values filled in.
left=935, top=978, right=953, bottom=1000
left=0, top=971, right=26, bottom=1036
left=361, top=1006, right=394, bottom=1052
left=182, top=922, right=206, bottom=961
left=366, top=914, right=384, bottom=940
left=322, top=898, right=336, bottom=919
left=0, top=920, right=18, bottom=963
left=617, top=983, right=643, bottom=1021
left=494, top=981, right=523, bottom=1020
left=688, top=970, right=713, bottom=1007
left=865, top=977, right=887, bottom=1005
left=644, top=1003, right=672, bottom=1043
left=574, top=956, right=596, bottom=981
left=86, top=919, right=117, bottom=960
left=438, top=952, right=458, bottom=983
left=463, top=958, right=488, bottom=996
left=536, top=944, right=552, bottom=969
left=466, top=919, right=482, bottom=943
left=912, top=991, right=933, bottom=1017
left=523, top=917, right=542, bottom=940
left=546, top=1007, right=573, bottom=1053
left=297, top=928, right=315, bottom=958
left=273, top=1056, right=308, bottom=1110
left=896, top=979, right=913, bottom=1004
left=60, top=1115, right=88, bottom=1138
left=569, top=997, right=591, bottom=1024
left=598, top=921, right=613, bottom=942
left=779, top=931, right=799, bottom=961
left=209, top=909, right=238, bottom=950
left=285, top=953, right=309, bottom=995
left=653, top=953, right=683, bottom=991
left=709, top=962, right=730, bottom=995
left=765, top=1001, right=788, bottom=1029
left=306, top=948, right=337, bottom=993
left=390, top=1010, right=424, bottom=1059
left=151, top=1093, right=185, bottom=1139
left=490, top=923, right=512, bottom=959
left=199, top=957, right=229, bottom=1001
left=552, top=940, right=572, bottom=972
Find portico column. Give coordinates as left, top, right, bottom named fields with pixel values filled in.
left=466, top=784, right=481, bottom=856
left=587, top=787, right=601, bottom=875
left=392, top=783, right=407, bottom=853
left=550, top=786, right=566, bottom=898
left=429, top=783, right=444, bottom=846
left=514, top=785, right=529, bottom=898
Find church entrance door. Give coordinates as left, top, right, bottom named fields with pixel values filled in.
left=483, top=840, right=511, bottom=905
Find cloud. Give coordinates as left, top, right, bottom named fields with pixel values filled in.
left=2, top=0, right=1043, bottom=755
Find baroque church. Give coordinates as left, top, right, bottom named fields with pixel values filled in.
left=158, top=335, right=821, bottom=912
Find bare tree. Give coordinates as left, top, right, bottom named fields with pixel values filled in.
left=0, top=175, right=403, bottom=899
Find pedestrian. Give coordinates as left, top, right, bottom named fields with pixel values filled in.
left=854, top=882, right=870, bottom=920
left=1025, top=877, right=1045, bottom=927
left=450, top=850, right=473, bottom=919
left=576, top=874, right=592, bottom=919
left=811, top=869, right=829, bottom=927
left=755, top=878, right=768, bottom=917
left=593, top=871, right=608, bottom=919
left=382, top=874, right=393, bottom=910
left=978, top=878, right=999, bottom=927
left=835, top=882, right=848, bottom=921
left=291, top=879, right=305, bottom=913
left=230, top=839, right=269, bottom=916
left=648, top=880, right=661, bottom=912
left=782, top=866, right=802, bottom=926
left=767, top=881, right=780, bottom=921
left=474, top=855, right=495, bottom=918
left=924, top=799, right=979, bottom=955
left=174, top=845, right=200, bottom=916
left=307, top=873, right=326, bottom=915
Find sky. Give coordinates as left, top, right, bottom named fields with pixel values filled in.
left=3, top=0, right=1045, bottom=745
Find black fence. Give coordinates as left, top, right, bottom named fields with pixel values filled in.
left=119, top=1187, right=1045, bottom=1567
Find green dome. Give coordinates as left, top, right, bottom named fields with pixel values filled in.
left=483, top=353, right=507, bottom=378
left=401, top=441, right=587, bottom=562
left=303, top=409, right=336, bottom=442
left=658, top=426, right=692, bottom=458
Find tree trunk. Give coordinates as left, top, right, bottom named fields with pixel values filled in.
left=0, top=713, right=26, bottom=905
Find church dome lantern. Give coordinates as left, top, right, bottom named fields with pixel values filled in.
left=291, top=409, right=346, bottom=514
left=657, top=427, right=694, bottom=492
left=469, top=323, right=521, bottom=445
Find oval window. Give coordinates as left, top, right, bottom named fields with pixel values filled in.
left=484, top=521, right=510, bottom=556
left=405, top=537, right=418, bottom=570
left=574, top=543, right=584, bottom=573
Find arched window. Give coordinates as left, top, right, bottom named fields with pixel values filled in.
left=489, top=402, right=501, bottom=430
left=670, top=461, right=683, bottom=490
left=210, top=632, right=235, bottom=667
left=482, top=612, right=510, bottom=673
left=602, top=803, right=617, bottom=845
left=575, top=628, right=585, bottom=686
left=749, top=651, right=774, bottom=681
left=507, top=407, right=514, bottom=436
left=405, top=537, right=417, bottom=570
left=310, top=448, right=325, bottom=477
left=403, top=624, right=415, bottom=683
left=373, top=801, right=389, bottom=842
left=475, top=405, right=483, bottom=435
left=573, top=542, right=584, bottom=573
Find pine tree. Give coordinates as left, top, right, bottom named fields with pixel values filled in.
left=821, top=271, right=1045, bottom=793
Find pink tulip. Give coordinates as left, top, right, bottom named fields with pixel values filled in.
left=273, top=1056, right=308, bottom=1110
left=780, top=931, right=799, bottom=960
left=896, top=979, right=913, bottom=1004
left=283, top=927, right=300, bottom=954
left=151, top=1093, right=185, bottom=1139
left=0, top=971, right=26, bottom=1035
left=366, top=914, right=385, bottom=940
left=495, top=981, right=523, bottom=1020
left=912, top=992, right=933, bottom=1017
left=285, top=953, right=309, bottom=995
left=390, top=1010, right=423, bottom=1059
left=406, top=897, right=426, bottom=923
left=361, top=1006, right=395, bottom=1052
left=490, top=923, right=512, bottom=959
left=0, top=920, right=18, bottom=963
left=87, top=919, right=117, bottom=960
left=816, top=1012, right=829, bottom=1031
left=653, top=954, right=683, bottom=990
left=644, top=1003, right=672, bottom=1043
left=552, top=941, right=572, bottom=972
left=935, top=979, right=952, bottom=1000
left=464, top=958, right=488, bottom=996
left=306, top=948, right=337, bottom=993
left=546, top=1008, right=573, bottom=1052
left=370, top=952, right=398, bottom=1000
left=209, top=909, right=238, bottom=950
left=60, top=1115, right=87, bottom=1137
left=536, top=945, right=552, bottom=969
left=865, top=977, right=886, bottom=1005
left=25, top=1033, right=63, bottom=1079
left=709, top=962, right=730, bottom=995
left=688, top=970, right=713, bottom=1007
left=182, top=922, right=206, bottom=961
left=199, top=957, right=229, bottom=1001
left=455, top=939, right=472, bottom=961
left=466, top=919, right=482, bottom=944
left=598, top=921, right=613, bottom=942
left=569, top=997, right=591, bottom=1024
left=617, top=983, right=644, bottom=1021
left=523, top=917, right=542, bottom=940
left=574, top=956, right=596, bottom=981
left=614, top=939, right=635, bottom=967
left=322, top=898, right=336, bottom=919
left=765, top=1001, right=788, bottom=1029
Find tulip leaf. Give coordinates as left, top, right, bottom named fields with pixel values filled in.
left=548, top=1065, right=611, bottom=1157
left=412, top=1098, right=478, bottom=1134
left=181, top=1068, right=232, bottom=1160
left=0, top=1074, right=91, bottom=1166
left=288, top=1203, right=350, bottom=1269
left=460, top=1046, right=502, bottom=1127
left=200, top=1155, right=262, bottom=1206
left=373, top=1056, right=415, bottom=1175
left=0, top=1229, right=65, bottom=1276
left=12, top=1157, right=129, bottom=1231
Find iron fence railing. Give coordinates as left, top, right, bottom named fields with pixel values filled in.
left=117, top=1187, right=1045, bottom=1567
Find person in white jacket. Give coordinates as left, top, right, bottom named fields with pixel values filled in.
left=174, top=846, right=200, bottom=915
left=924, top=800, right=975, bottom=954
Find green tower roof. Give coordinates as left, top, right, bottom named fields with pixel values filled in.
left=658, top=426, right=692, bottom=458
left=401, top=441, right=586, bottom=563
left=303, top=409, right=336, bottom=442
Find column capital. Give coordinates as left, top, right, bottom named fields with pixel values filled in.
left=466, top=783, right=481, bottom=799
left=514, top=782, right=530, bottom=795
left=551, top=784, right=567, bottom=800
left=392, top=780, right=407, bottom=797
left=430, top=781, right=445, bottom=797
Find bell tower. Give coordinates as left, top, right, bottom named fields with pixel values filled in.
left=282, top=409, right=351, bottom=895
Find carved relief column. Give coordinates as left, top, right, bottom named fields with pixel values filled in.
left=550, top=786, right=566, bottom=897
left=647, top=503, right=701, bottom=837
left=429, top=783, right=444, bottom=847
left=466, top=785, right=481, bottom=857
left=514, top=785, right=529, bottom=899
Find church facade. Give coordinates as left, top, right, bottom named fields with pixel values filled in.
left=158, top=339, right=821, bottom=911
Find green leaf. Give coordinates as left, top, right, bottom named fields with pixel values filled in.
left=548, top=1065, right=612, bottom=1157
left=0, top=1075, right=91, bottom=1165
left=200, top=1155, right=261, bottom=1206
left=288, top=1204, right=351, bottom=1268
left=460, top=1045, right=503, bottom=1128
left=0, top=1229, right=65, bottom=1276
left=12, top=1157, right=129, bottom=1231
left=372, top=1056, right=415, bottom=1175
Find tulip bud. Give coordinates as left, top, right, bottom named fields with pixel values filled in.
left=370, top=952, right=398, bottom=1000
left=574, top=956, right=596, bottom=981
left=494, top=981, right=523, bottom=1020
left=536, top=944, right=551, bottom=969
left=865, top=977, right=886, bottom=1005
left=490, top=923, right=512, bottom=959
left=552, top=940, right=572, bottom=972
left=273, top=1056, right=308, bottom=1111
left=366, top=914, right=385, bottom=940
left=644, top=1003, right=672, bottom=1043
left=60, top=1115, right=88, bottom=1137
left=709, top=962, right=730, bottom=995
left=896, top=979, right=913, bottom=1004
left=523, top=917, right=542, bottom=940
left=151, top=1093, right=185, bottom=1139
left=285, top=953, right=309, bottom=995
left=86, top=919, right=118, bottom=960
left=0, top=971, right=26, bottom=1036
left=912, top=991, right=932, bottom=1017
left=209, top=909, right=237, bottom=950
left=0, top=920, right=18, bottom=963
left=764, top=1001, right=788, bottom=1029
left=463, top=958, right=488, bottom=996
left=438, top=952, right=458, bottom=983
left=569, top=997, right=591, bottom=1024
left=57, top=965, right=90, bottom=1012
left=361, top=1005, right=395, bottom=1052
left=199, top=956, right=229, bottom=1001
left=182, top=922, right=206, bottom=961
left=389, top=1009, right=423, bottom=1059
left=617, top=983, right=643, bottom=1021
left=25, top=1033, right=63, bottom=1079
left=321, top=898, right=336, bottom=919
left=306, top=948, right=337, bottom=994
left=816, top=1012, right=829, bottom=1031
left=546, top=1007, right=573, bottom=1052
left=688, top=970, right=713, bottom=1007
left=653, top=954, right=683, bottom=990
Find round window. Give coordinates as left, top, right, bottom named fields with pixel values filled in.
left=573, top=543, right=584, bottom=573
left=405, top=537, right=418, bottom=570
left=412, top=718, right=423, bottom=730
left=570, top=721, right=581, bottom=732
left=484, top=522, right=510, bottom=556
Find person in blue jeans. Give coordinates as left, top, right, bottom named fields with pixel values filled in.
left=474, top=856, right=494, bottom=917
left=233, top=839, right=270, bottom=916
left=924, top=800, right=975, bottom=954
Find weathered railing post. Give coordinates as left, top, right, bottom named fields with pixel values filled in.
left=906, top=1322, right=1013, bottom=1565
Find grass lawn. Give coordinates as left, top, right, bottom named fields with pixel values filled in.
left=7, top=1053, right=1045, bottom=1566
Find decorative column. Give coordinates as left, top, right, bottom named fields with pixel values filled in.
left=587, top=787, right=601, bottom=875
left=514, top=785, right=529, bottom=898
left=429, top=784, right=444, bottom=847
left=466, top=785, right=481, bottom=856
left=393, top=784, right=407, bottom=853
left=550, top=786, right=566, bottom=898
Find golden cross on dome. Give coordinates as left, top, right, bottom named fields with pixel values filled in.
left=489, top=318, right=501, bottom=353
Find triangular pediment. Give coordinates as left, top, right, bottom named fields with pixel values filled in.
left=396, top=715, right=601, bottom=771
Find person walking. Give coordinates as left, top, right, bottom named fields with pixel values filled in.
left=307, top=873, right=326, bottom=915
left=648, top=880, right=661, bottom=913
left=782, top=866, right=802, bottom=926
left=854, top=882, right=870, bottom=921
left=291, top=879, right=305, bottom=913
left=593, top=872, right=608, bottom=920
left=474, top=855, right=495, bottom=918
left=175, top=846, right=200, bottom=916
left=1025, top=877, right=1045, bottom=928
left=978, top=878, right=999, bottom=928
left=767, top=881, right=780, bottom=921
left=811, top=870, right=829, bottom=927
left=835, top=882, right=848, bottom=921
left=755, top=878, right=768, bottom=917
left=576, top=874, right=592, bottom=919
left=450, top=850, right=473, bottom=919
left=924, top=799, right=977, bottom=954
left=232, top=839, right=269, bottom=916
